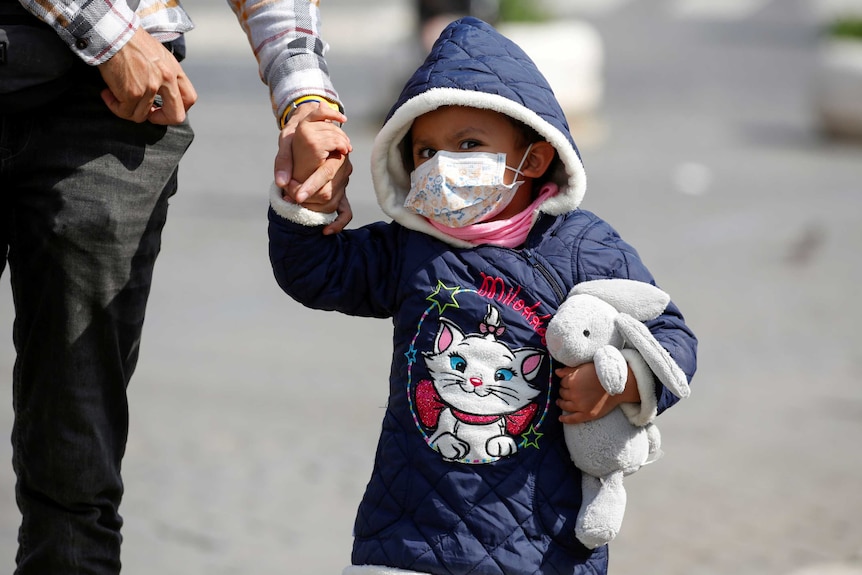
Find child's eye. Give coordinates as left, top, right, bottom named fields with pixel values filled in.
left=458, top=140, right=481, bottom=150
left=417, top=147, right=436, bottom=159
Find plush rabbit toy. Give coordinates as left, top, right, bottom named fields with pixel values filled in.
left=545, top=279, right=690, bottom=549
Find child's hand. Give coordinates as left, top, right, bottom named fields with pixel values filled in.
left=555, top=363, right=640, bottom=425
left=323, top=195, right=354, bottom=236
left=281, top=146, right=352, bottom=212
left=281, top=172, right=354, bottom=235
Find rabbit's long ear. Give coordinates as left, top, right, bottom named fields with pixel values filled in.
left=616, top=314, right=690, bottom=399
left=571, top=279, right=669, bottom=321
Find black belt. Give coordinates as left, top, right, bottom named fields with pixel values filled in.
left=162, top=36, right=186, bottom=63
left=0, top=2, right=186, bottom=63
left=1, top=2, right=186, bottom=111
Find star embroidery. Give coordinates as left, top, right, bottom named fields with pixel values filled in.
left=404, top=345, right=418, bottom=364
left=426, top=281, right=461, bottom=314
left=520, top=425, right=544, bottom=450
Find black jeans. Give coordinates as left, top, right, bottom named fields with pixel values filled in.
left=0, top=73, right=193, bottom=573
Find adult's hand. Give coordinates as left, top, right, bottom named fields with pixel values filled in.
left=277, top=102, right=354, bottom=233
left=275, top=102, right=349, bottom=202
left=98, top=27, right=197, bottom=124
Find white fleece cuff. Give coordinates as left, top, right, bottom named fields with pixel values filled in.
left=269, top=182, right=337, bottom=227
left=343, top=567, right=431, bottom=575
left=619, top=348, right=659, bottom=427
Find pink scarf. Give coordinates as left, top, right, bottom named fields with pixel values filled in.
left=428, top=183, right=558, bottom=248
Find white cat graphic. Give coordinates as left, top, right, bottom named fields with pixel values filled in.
left=416, top=305, right=545, bottom=463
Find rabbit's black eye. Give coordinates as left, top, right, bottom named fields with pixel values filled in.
left=583, top=329, right=590, bottom=338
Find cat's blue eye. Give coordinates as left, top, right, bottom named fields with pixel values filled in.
left=450, top=356, right=467, bottom=372
left=495, top=369, right=514, bottom=381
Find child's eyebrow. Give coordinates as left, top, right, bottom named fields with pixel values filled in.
left=411, top=135, right=432, bottom=149
left=451, top=126, right=488, bottom=140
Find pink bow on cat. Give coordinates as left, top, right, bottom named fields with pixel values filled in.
left=415, top=379, right=538, bottom=435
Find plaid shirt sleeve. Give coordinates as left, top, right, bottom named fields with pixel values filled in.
left=227, top=0, right=342, bottom=125
left=16, top=0, right=194, bottom=65
left=16, top=0, right=140, bottom=65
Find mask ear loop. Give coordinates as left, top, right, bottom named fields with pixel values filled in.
left=507, top=143, right=535, bottom=182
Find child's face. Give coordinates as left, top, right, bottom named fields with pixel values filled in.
left=411, top=106, right=527, bottom=186
left=410, top=106, right=533, bottom=221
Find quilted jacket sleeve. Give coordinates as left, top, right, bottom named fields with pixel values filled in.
left=573, top=216, right=698, bottom=415
left=268, top=208, right=400, bottom=318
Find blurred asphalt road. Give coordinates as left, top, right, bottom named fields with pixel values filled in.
left=1, top=0, right=861, bottom=573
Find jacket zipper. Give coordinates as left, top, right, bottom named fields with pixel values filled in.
left=523, top=249, right=566, bottom=304
left=483, top=245, right=568, bottom=305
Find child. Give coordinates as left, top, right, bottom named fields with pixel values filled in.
left=269, top=17, right=697, bottom=575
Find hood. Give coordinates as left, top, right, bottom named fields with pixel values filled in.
left=370, top=17, right=588, bottom=247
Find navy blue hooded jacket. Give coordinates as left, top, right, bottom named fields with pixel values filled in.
left=268, top=17, right=697, bottom=575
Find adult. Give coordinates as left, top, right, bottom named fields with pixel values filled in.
left=0, top=0, right=347, bottom=572
left=415, top=0, right=499, bottom=52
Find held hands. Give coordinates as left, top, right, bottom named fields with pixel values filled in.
left=277, top=102, right=354, bottom=234
left=556, top=363, right=641, bottom=425
left=98, top=27, right=197, bottom=124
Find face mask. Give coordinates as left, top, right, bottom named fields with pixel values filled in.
left=404, top=145, right=533, bottom=228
